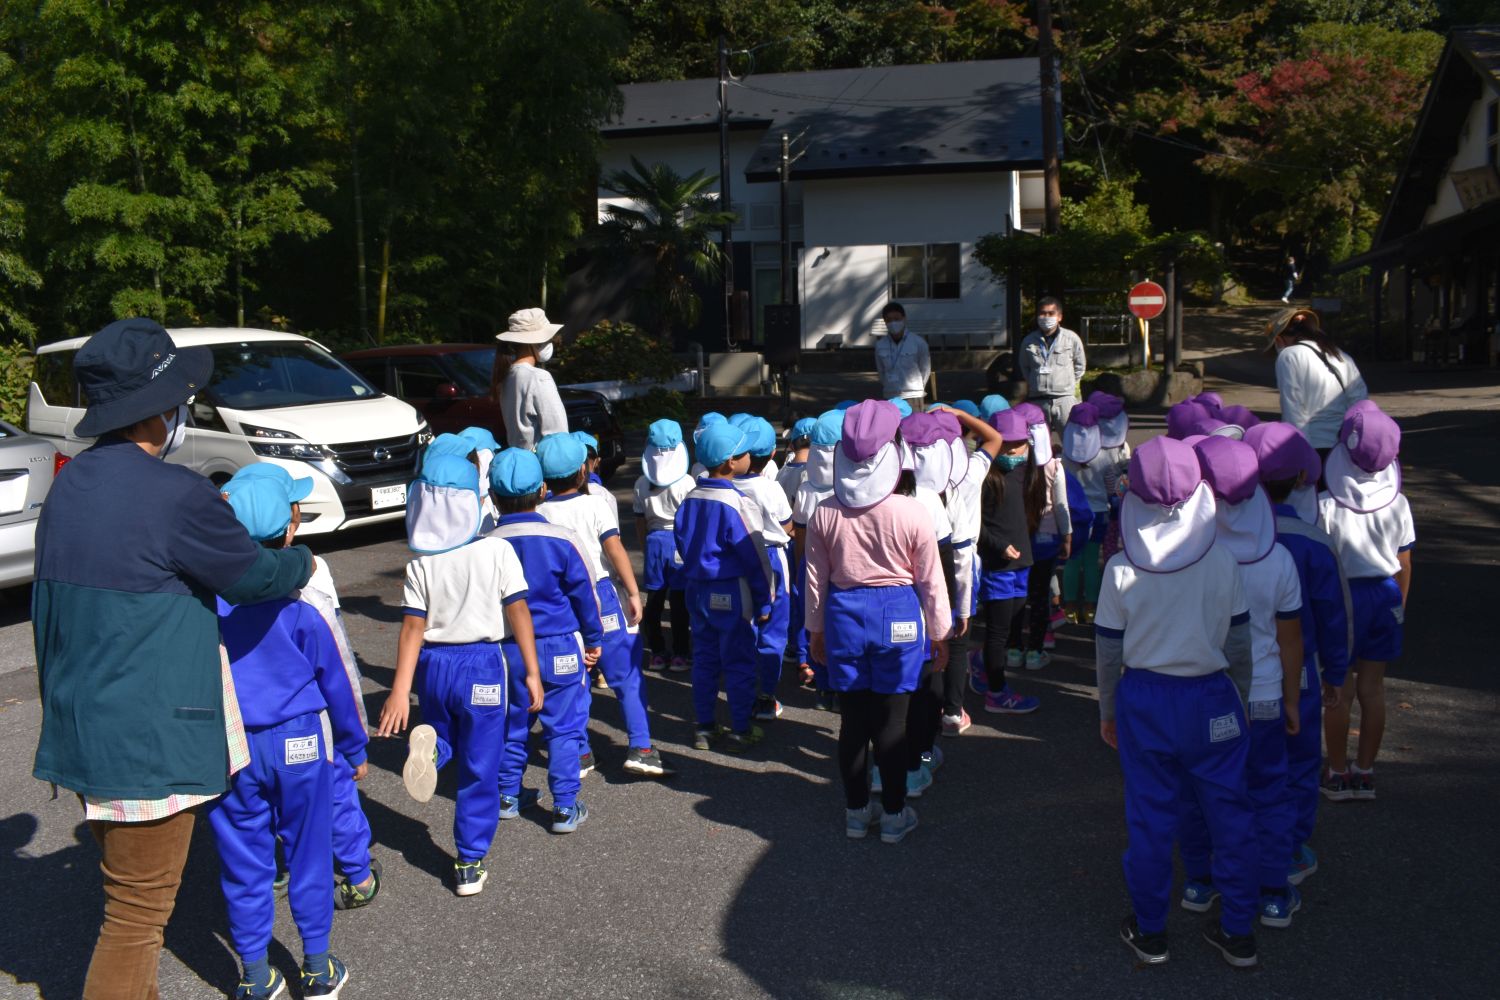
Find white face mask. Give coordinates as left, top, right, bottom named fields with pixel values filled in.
left=536, top=342, right=554, bottom=364
left=886, top=320, right=905, bottom=336
left=160, top=404, right=188, bottom=459
left=1038, top=315, right=1059, bottom=333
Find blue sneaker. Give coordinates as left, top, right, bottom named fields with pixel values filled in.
left=905, top=766, right=933, bottom=798
left=498, top=787, right=540, bottom=820
left=551, top=801, right=589, bottom=834
left=234, top=967, right=286, bottom=1000
left=453, top=860, right=487, bottom=897
left=879, top=805, right=919, bottom=844
left=1259, top=886, right=1302, bottom=929
left=967, top=662, right=989, bottom=696
left=920, top=745, right=944, bottom=774
left=1180, top=879, right=1220, bottom=912
left=984, top=688, right=1039, bottom=714
left=1288, top=843, right=1318, bottom=886
left=300, top=955, right=348, bottom=998
left=846, top=802, right=878, bottom=840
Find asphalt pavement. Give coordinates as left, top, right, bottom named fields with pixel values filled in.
left=1, top=318, right=1498, bottom=999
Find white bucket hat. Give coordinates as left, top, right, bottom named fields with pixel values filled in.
left=497, top=307, right=563, bottom=345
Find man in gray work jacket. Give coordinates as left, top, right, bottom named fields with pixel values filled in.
left=32, top=318, right=313, bottom=999
left=1018, top=296, right=1087, bottom=434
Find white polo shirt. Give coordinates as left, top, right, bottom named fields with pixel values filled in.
left=1094, top=543, right=1249, bottom=677
left=539, top=491, right=617, bottom=582
left=1240, top=543, right=1304, bottom=704
left=586, top=480, right=620, bottom=530
left=734, top=474, right=793, bottom=548
left=793, top=482, right=833, bottom=527
left=946, top=449, right=991, bottom=546
left=1317, top=493, right=1414, bottom=579
left=914, top=486, right=953, bottom=546
left=403, top=537, right=529, bottom=644
left=631, top=474, right=694, bottom=534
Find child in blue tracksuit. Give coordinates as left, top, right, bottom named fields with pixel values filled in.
left=675, top=420, right=774, bottom=752
left=634, top=419, right=696, bottom=671
left=489, top=448, right=609, bottom=833
left=735, top=416, right=796, bottom=721
left=377, top=453, right=543, bottom=897
left=1245, top=420, right=1351, bottom=886
left=1096, top=436, right=1260, bottom=969
left=792, top=410, right=843, bottom=710
left=1181, top=437, right=1306, bottom=930
left=212, top=464, right=368, bottom=999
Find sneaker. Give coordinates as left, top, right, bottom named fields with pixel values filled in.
left=984, top=688, right=1039, bottom=714
left=799, top=663, right=815, bottom=686
left=1025, top=650, right=1051, bottom=671
left=1082, top=606, right=1096, bottom=625
left=752, top=696, right=783, bottom=721
left=1259, top=886, right=1302, bottom=929
left=920, top=745, right=945, bottom=774
left=453, top=860, right=487, bottom=897
left=299, top=956, right=348, bottom=998
left=722, top=726, right=764, bottom=754
left=578, top=750, right=595, bottom=778
left=1180, top=879, right=1220, bottom=913
left=905, top=766, right=933, bottom=799
left=593, top=670, right=610, bottom=690
left=668, top=656, right=692, bottom=673
left=1043, top=629, right=1057, bottom=650
left=967, top=666, right=990, bottom=697
left=693, top=726, right=719, bottom=750
left=623, top=747, right=674, bottom=777
left=334, top=860, right=381, bottom=911
left=814, top=689, right=838, bottom=713
left=1201, top=924, right=1258, bottom=968
left=941, top=710, right=972, bottom=737
left=1119, top=915, right=1169, bottom=965
left=1287, top=844, right=1318, bottom=886
left=272, top=869, right=289, bottom=899
left=402, top=724, right=438, bottom=803
left=1048, top=606, right=1066, bottom=630
left=1320, top=769, right=1353, bottom=802
left=551, top=801, right=589, bottom=834
left=879, top=805, right=919, bottom=844
left=1005, top=648, right=1023, bottom=668
left=869, top=765, right=883, bottom=795
left=846, top=802, right=878, bottom=840
left=235, top=968, right=286, bottom=1000
left=498, top=787, right=541, bottom=820
left=647, top=654, right=668, bottom=671
left=1065, top=605, right=1083, bottom=625
left=1351, top=768, right=1376, bottom=800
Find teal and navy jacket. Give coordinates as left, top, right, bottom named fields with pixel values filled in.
left=32, top=437, right=312, bottom=800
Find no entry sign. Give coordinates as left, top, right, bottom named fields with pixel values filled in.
left=1127, top=281, right=1166, bottom=320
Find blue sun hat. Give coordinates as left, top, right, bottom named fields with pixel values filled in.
left=888, top=397, right=914, bottom=419
left=406, top=452, right=482, bottom=554
left=790, top=417, right=817, bottom=442
left=425, top=433, right=475, bottom=463
left=73, top=319, right=212, bottom=438
left=694, top=411, right=727, bottom=444
left=806, top=409, right=845, bottom=490
left=697, top=422, right=749, bottom=469
left=835, top=400, right=858, bottom=411
left=457, top=426, right=501, bottom=455
left=536, top=432, right=588, bottom=481
left=643, top=419, right=690, bottom=487
left=979, top=394, right=1011, bottom=419
left=728, top=412, right=755, bottom=430
left=951, top=399, right=980, bottom=418
left=571, top=430, right=599, bottom=454
left=744, top=417, right=777, bottom=458
left=222, top=463, right=314, bottom=542
left=489, top=448, right=545, bottom=498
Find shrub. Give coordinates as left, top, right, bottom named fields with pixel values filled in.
left=0, top=342, right=34, bottom=427
left=613, top=387, right=687, bottom=430
left=550, top=320, right=680, bottom=386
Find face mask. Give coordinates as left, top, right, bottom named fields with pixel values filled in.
left=1038, top=315, right=1059, bottom=333
left=996, top=454, right=1026, bottom=471
left=886, top=320, right=905, bottom=336
left=160, top=404, right=188, bottom=459
left=536, top=343, right=554, bottom=364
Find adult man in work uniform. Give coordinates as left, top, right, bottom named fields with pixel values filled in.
left=874, top=302, right=931, bottom=409
left=1018, top=296, right=1087, bottom=434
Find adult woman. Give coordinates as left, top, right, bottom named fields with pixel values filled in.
left=1267, top=308, right=1368, bottom=457
left=493, top=307, right=568, bottom=450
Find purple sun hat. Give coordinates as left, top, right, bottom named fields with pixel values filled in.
left=1061, top=401, right=1101, bottom=464
left=900, top=411, right=955, bottom=494
left=834, top=399, right=903, bottom=509
left=1121, top=436, right=1218, bottom=572
left=1194, top=436, right=1275, bottom=563
left=1166, top=400, right=1211, bottom=440
left=989, top=408, right=1028, bottom=444
left=1190, top=391, right=1224, bottom=416
left=1325, top=401, right=1401, bottom=512
left=1219, top=404, right=1261, bottom=433
left=1088, top=391, right=1129, bottom=449
left=1013, top=402, right=1053, bottom=466
left=1243, top=421, right=1320, bottom=485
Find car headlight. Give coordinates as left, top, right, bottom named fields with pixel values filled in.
left=241, top=424, right=330, bottom=461
left=417, top=422, right=434, bottom=445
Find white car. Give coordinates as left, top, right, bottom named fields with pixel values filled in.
left=0, top=419, right=58, bottom=588
left=28, top=329, right=432, bottom=535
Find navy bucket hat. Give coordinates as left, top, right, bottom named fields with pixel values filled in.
left=74, top=319, right=212, bottom=438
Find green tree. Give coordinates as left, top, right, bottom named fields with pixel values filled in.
left=0, top=50, right=40, bottom=343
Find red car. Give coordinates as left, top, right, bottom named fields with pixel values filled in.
left=342, top=343, right=625, bottom=479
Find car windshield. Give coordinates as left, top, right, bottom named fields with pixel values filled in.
left=447, top=349, right=495, bottom=395
left=205, top=342, right=380, bottom=410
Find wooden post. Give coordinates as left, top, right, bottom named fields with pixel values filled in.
left=1037, top=0, right=1061, bottom=234
left=718, top=36, right=736, bottom=351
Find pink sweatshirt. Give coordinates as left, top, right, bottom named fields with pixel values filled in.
left=804, top=493, right=952, bottom=640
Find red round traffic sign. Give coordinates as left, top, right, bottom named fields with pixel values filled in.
left=1127, top=281, right=1166, bottom=320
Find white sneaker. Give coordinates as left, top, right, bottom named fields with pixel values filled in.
left=402, top=724, right=438, bottom=803
left=1005, top=648, right=1023, bottom=668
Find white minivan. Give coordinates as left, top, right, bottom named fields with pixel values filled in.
left=28, top=328, right=432, bottom=535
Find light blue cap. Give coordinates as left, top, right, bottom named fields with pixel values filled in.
left=697, top=422, right=749, bottom=468
left=571, top=430, right=599, bottom=453
left=744, top=416, right=777, bottom=457
left=647, top=419, right=683, bottom=449
left=222, top=463, right=314, bottom=542
left=835, top=400, right=858, bottom=411
left=979, top=394, right=1011, bottom=418
left=728, top=412, right=754, bottom=429
left=790, top=417, right=817, bottom=440
left=536, top=432, right=587, bottom=480
left=426, top=433, right=475, bottom=462
left=489, top=448, right=544, bottom=497
left=951, top=399, right=980, bottom=417
left=696, top=412, right=726, bottom=432
left=418, top=452, right=479, bottom=493
left=888, top=397, right=914, bottom=418
left=811, top=409, right=843, bottom=447
left=457, top=426, right=500, bottom=454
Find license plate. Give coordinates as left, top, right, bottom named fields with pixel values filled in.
left=370, top=483, right=406, bottom=510
left=0, top=472, right=28, bottom=516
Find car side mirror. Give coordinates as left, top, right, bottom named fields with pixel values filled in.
left=436, top=382, right=461, bottom=399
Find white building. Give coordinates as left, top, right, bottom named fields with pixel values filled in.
left=591, top=60, right=1051, bottom=354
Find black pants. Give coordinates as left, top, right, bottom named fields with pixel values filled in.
left=943, top=627, right=968, bottom=716
left=838, top=690, right=911, bottom=814
left=1005, top=556, right=1057, bottom=653
left=981, top=596, right=1026, bottom=693
left=643, top=588, right=690, bottom=658
left=905, top=667, right=944, bottom=767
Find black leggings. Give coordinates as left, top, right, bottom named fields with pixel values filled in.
left=1005, top=556, right=1057, bottom=653
left=981, top=596, right=1026, bottom=693
left=838, top=690, right=911, bottom=814
left=943, top=626, right=968, bottom=716
left=643, top=588, right=690, bottom=658
left=906, top=667, right=943, bottom=767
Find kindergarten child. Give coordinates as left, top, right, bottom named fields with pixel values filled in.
left=1061, top=402, right=1124, bottom=624
left=1182, top=436, right=1306, bottom=929
left=488, top=448, right=607, bottom=833
left=574, top=430, right=620, bottom=528
left=804, top=400, right=952, bottom=844
left=1005, top=402, right=1070, bottom=671
left=211, top=464, right=369, bottom=999
left=1245, top=420, right=1351, bottom=885
left=736, top=416, right=796, bottom=720
left=1317, top=402, right=1413, bottom=801
left=1095, top=436, right=1260, bottom=968
left=457, top=425, right=502, bottom=532
left=776, top=417, right=815, bottom=507
left=633, top=419, right=695, bottom=672
left=377, top=453, right=543, bottom=897
left=675, top=420, right=775, bottom=752
left=973, top=409, right=1040, bottom=715
left=792, top=410, right=844, bottom=711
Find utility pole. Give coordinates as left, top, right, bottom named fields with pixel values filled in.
left=1037, top=0, right=1062, bottom=234
left=718, top=36, right=736, bottom=349
left=779, top=132, right=792, bottom=305
left=1164, top=258, right=1176, bottom=376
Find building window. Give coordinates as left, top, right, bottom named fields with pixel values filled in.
left=888, top=243, right=961, bottom=300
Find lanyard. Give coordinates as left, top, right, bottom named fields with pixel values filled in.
left=1036, top=332, right=1058, bottom=365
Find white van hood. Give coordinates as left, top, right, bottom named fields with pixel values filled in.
left=221, top=394, right=421, bottom=445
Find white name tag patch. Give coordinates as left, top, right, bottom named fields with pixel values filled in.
left=284, top=735, right=320, bottom=766
left=890, top=621, right=919, bottom=644
left=471, top=683, right=502, bottom=706
left=709, top=592, right=733, bottom=611
left=553, top=653, right=580, bottom=676
left=1391, top=605, right=1405, bottom=625
left=1249, top=699, right=1281, bottom=721
left=601, top=613, right=621, bottom=632
left=1209, top=713, right=1242, bottom=744
left=1301, top=665, right=1311, bottom=691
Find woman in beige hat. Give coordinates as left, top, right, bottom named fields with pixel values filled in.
left=1265, top=307, right=1367, bottom=456
left=493, top=307, right=568, bottom=450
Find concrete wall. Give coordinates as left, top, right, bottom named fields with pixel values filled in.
left=1423, top=80, right=1500, bottom=227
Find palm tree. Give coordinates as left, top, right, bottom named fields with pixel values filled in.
left=594, top=157, right=736, bottom=343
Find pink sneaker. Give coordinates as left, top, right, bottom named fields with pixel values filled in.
left=941, top=709, right=972, bottom=737
left=648, top=654, right=668, bottom=671
left=668, top=657, right=691, bottom=673
left=1043, top=630, right=1057, bottom=650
